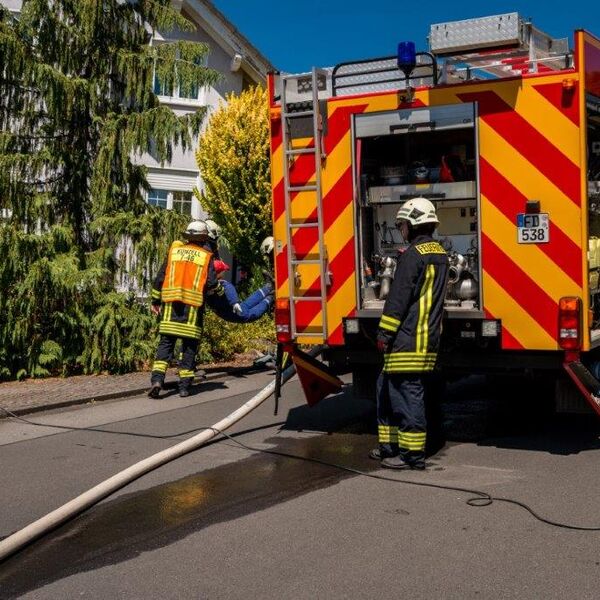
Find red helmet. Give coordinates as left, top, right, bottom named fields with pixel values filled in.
left=214, top=259, right=230, bottom=274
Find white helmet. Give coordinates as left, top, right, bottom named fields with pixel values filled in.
left=260, top=236, right=274, bottom=255
left=205, top=218, right=221, bottom=241
left=183, top=220, right=209, bottom=241
left=395, top=197, right=439, bottom=226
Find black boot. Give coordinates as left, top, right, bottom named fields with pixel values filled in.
left=148, top=383, right=162, bottom=399
left=381, top=455, right=426, bottom=470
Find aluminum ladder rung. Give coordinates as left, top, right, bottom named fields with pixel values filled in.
left=281, top=73, right=313, bottom=81
left=282, top=110, right=314, bottom=119
left=292, top=296, right=324, bottom=302
left=288, top=184, right=317, bottom=192
left=291, top=259, right=322, bottom=265
left=289, top=222, right=319, bottom=229
left=285, top=148, right=315, bottom=156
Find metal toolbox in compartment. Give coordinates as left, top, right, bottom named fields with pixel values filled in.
left=368, top=181, right=477, bottom=204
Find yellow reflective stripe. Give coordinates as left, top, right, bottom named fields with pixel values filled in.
left=399, top=432, right=426, bottom=450
left=188, top=305, right=197, bottom=326
left=152, top=360, right=168, bottom=373
left=179, top=369, right=195, bottom=378
left=162, top=288, right=205, bottom=305
left=383, top=352, right=437, bottom=362
left=168, top=252, right=176, bottom=288
left=384, top=353, right=437, bottom=361
left=192, top=260, right=204, bottom=290
left=164, top=302, right=172, bottom=322
left=417, top=265, right=435, bottom=353
left=401, top=432, right=426, bottom=439
left=383, top=363, right=435, bottom=373
left=159, top=322, right=202, bottom=338
left=378, top=425, right=398, bottom=433
left=151, top=289, right=161, bottom=300
left=398, top=441, right=426, bottom=450
left=378, top=425, right=398, bottom=443
left=379, top=314, right=401, bottom=333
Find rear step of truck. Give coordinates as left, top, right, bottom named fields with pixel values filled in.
left=563, top=361, right=600, bottom=416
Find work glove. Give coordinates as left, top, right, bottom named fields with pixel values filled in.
left=233, top=303, right=243, bottom=316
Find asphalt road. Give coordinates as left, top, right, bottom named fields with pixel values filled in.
left=1, top=372, right=600, bottom=599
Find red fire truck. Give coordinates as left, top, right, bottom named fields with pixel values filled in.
left=267, top=13, right=600, bottom=413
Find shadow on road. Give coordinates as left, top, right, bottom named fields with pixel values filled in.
left=440, top=375, right=600, bottom=455
left=0, top=392, right=378, bottom=597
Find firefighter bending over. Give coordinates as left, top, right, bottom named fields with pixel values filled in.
left=148, top=220, right=217, bottom=399
left=371, top=197, right=449, bottom=470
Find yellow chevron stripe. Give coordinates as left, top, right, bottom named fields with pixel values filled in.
left=303, top=207, right=356, bottom=328
left=483, top=273, right=556, bottom=349
left=479, top=120, right=581, bottom=241
left=274, top=95, right=408, bottom=299
left=431, top=77, right=579, bottom=165
left=287, top=138, right=355, bottom=299
left=274, top=129, right=353, bottom=234
left=493, top=81, right=580, bottom=164
left=328, top=91, right=404, bottom=112
left=308, top=269, right=356, bottom=332
left=482, top=196, right=582, bottom=294
left=271, top=143, right=282, bottom=193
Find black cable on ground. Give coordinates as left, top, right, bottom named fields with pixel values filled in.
left=2, top=405, right=599, bottom=532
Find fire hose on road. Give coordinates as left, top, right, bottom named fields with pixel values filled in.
left=0, top=347, right=319, bottom=562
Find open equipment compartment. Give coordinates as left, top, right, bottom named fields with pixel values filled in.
left=353, top=103, right=480, bottom=314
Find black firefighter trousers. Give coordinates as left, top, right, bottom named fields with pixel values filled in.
left=151, top=334, right=198, bottom=392
left=376, top=372, right=427, bottom=464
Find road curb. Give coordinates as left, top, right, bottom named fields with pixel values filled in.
left=0, top=365, right=275, bottom=419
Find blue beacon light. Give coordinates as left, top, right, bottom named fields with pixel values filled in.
left=397, top=41, right=416, bottom=78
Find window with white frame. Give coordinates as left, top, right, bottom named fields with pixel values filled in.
left=153, top=52, right=208, bottom=101
left=147, top=189, right=193, bottom=216
left=147, top=188, right=168, bottom=209
left=172, top=191, right=193, bottom=215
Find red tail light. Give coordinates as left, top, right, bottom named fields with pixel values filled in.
left=275, top=298, right=292, bottom=343
left=558, top=297, right=581, bottom=350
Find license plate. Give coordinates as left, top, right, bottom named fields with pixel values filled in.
left=517, top=213, right=549, bottom=244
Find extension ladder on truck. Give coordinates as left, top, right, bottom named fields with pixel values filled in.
left=280, top=68, right=329, bottom=341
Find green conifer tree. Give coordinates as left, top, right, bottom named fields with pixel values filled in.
left=0, top=1, right=220, bottom=379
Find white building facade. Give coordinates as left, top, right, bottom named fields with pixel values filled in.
left=3, top=0, right=274, bottom=219
left=143, top=0, right=273, bottom=219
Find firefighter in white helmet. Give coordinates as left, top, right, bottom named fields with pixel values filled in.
left=371, top=197, right=449, bottom=470
left=260, top=235, right=275, bottom=285
left=148, top=220, right=218, bottom=399
left=204, top=218, right=221, bottom=257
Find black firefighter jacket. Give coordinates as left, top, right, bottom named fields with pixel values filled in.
left=376, top=235, right=449, bottom=374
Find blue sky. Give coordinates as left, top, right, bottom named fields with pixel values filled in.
left=212, top=1, right=600, bottom=73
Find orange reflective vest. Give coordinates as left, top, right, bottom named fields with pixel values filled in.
left=161, top=241, right=212, bottom=307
